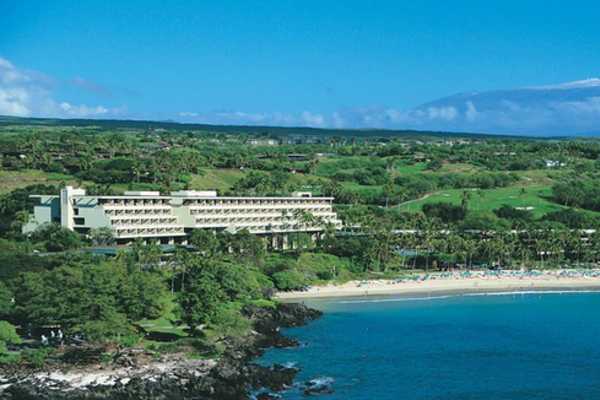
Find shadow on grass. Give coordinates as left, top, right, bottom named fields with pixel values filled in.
left=144, top=331, right=183, bottom=342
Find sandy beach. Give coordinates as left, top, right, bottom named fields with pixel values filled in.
left=275, top=270, right=600, bottom=299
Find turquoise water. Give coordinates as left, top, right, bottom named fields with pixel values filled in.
left=259, top=292, right=600, bottom=399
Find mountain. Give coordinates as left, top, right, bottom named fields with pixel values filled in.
left=412, top=79, right=600, bottom=136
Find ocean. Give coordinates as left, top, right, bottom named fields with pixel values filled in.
left=258, top=291, right=600, bottom=399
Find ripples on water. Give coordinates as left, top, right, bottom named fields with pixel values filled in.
left=259, top=291, right=600, bottom=399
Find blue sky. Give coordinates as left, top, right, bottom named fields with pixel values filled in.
left=2, top=0, right=600, bottom=134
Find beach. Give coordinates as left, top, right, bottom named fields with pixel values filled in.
left=275, top=270, right=600, bottom=299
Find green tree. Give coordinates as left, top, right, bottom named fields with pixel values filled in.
left=225, top=229, right=265, bottom=264
left=189, top=229, right=221, bottom=256
left=29, top=223, right=83, bottom=252
left=0, top=321, right=21, bottom=355
left=177, top=257, right=267, bottom=335
left=13, top=261, right=167, bottom=342
left=0, top=282, right=13, bottom=318
left=89, top=227, right=115, bottom=246
left=177, top=261, right=227, bottom=335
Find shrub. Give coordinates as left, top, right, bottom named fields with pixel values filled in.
left=210, top=303, right=251, bottom=338
left=22, top=348, right=52, bottom=369
left=296, top=252, right=349, bottom=281
left=272, top=269, right=307, bottom=291
left=0, top=321, right=21, bottom=355
left=494, top=205, right=533, bottom=221
left=423, top=202, right=466, bottom=223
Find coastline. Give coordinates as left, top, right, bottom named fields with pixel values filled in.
left=0, top=303, right=322, bottom=400
left=275, top=270, right=600, bottom=300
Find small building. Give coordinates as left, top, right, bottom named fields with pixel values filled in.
left=544, top=159, right=566, bottom=168
left=247, top=138, right=279, bottom=146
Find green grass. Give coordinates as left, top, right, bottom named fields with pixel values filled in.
left=138, top=295, right=188, bottom=338
left=315, top=156, right=384, bottom=177
left=434, top=162, right=482, bottom=174
left=341, top=181, right=383, bottom=196
left=189, top=168, right=248, bottom=192
left=394, top=162, right=427, bottom=174
left=0, top=169, right=78, bottom=194
left=397, top=185, right=564, bottom=218
left=393, top=161, right=479, bottom=175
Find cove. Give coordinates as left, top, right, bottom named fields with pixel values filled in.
left=259, top=292, right=600, bottom=399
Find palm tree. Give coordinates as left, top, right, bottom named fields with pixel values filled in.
left=463, top=236, right=477, bottom=269
left=11, top=210, right=30, bottom=233
left=461, top=190, right=472, bottom=212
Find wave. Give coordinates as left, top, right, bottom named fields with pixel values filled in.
left=338, top=295, right=455, bottom=304
left=335, top=289, right=600, bottom=304
left=463, top=289, right=600, bottom=297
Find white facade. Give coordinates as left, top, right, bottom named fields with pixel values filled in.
left=24, top=186, right=342, bottom=246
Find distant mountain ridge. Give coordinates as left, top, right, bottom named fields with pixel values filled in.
left=0, top=115, right=532, bottom=140
left=3, top=78, right=600, bottom=138
left=413, top=79, right=600, bottom=136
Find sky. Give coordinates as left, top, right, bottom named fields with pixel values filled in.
left=1, top=0, right=600, bottom=135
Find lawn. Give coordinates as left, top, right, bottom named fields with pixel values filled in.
left=0, top=169, right=78, bottom=194
left=315, top=156, right=384, bottom=177
left=397, top=185, right=564, bottom=218
left=395, top=162, right=427, bottom=175
left=138, top=295, right=188, bottom=338
left=434, top=162, right=482, bottom=174
left=341, top=181, right=383, bottom=196
left=189, top=168, right=248, bottom=192
left=393, top=161, right=481, bottom=175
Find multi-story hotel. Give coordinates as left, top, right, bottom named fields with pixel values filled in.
left=23, top=186, right=342, bottom=248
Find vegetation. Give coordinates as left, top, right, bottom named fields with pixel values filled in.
left=1, top=117, right=600, bottom=367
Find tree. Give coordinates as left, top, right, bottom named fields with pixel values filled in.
left=189, top=229, right=221, bottom=256
left=128, top=239, right=162, bottom=271
left=460, top=190, right=471, bottom=212
left=364, top=218, right=399, bottom=271
left=494, top=205, right=533, bottom=222
left=0, top=282, right=13, bottom=318
left=272, top=269, right=307, bottom=291
left=177, top=260, right=228, bottom=335
left=225, top=229, right=265, bottom=264
left=0, top=321, right=21, bottom=355
left=210, top=303, right=251, bottom=338
left=423, top=202, right=466, bottom=224
left=13, top=261, right=167, bottom=342
left=89, top=227, right=115, bottom=246
left=176, top=257, right=267, bottom=335
left=29, top=223, right=83, bottom=252
left=119, top=270, right=168, bottom=321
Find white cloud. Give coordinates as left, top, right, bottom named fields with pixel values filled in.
left=300, top=111, right=325, bottom=127
left=465, top=101, right=478, bottom=122
left=59, top=102, right=109, bottom=117
left=531, top=78, right=600, bottom=90
left=0, top=56, right=121, bottom=118
left=426, top=106, right=457, bottom=121
left=0, top=87, right=31, bottom=116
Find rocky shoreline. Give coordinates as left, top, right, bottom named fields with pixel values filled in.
left=0, top=303, right=322, bottom=400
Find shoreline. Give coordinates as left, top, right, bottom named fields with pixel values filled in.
left=275, top=270, right=600, bottom=300
left=1, top=303, right=321, bottom=400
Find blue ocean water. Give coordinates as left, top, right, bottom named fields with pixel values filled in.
left=258, top=292, right=600, bottom=399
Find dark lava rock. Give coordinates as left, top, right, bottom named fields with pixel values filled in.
left=303, top=377, right=335, bottom=396
left=244, top=303, right=322, bottom=351
left=250, top=363, right=299, bottom=391
left=1, top=303, right=321, bottom=400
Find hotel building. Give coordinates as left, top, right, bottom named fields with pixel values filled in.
left=23, top=186, right=342, bottom=248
